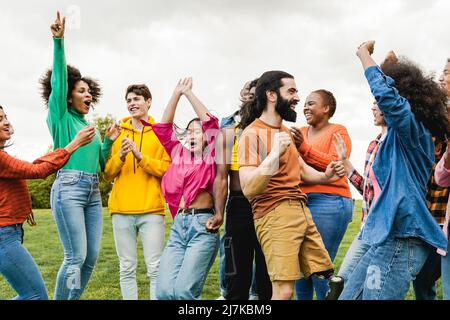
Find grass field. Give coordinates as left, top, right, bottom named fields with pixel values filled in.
left=0, top=200, right=442, bottom=299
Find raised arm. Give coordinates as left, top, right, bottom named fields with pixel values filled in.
left=0, top=126, right=94, bottom=179
left=299, top=156, right=342, bottom=185
left=48, top=11, right=68, bottom=122
left=239, top=131, right=290, bottom=199
left=333, top=133, right=363, bottom=194
left=181, top=78, right=210, bottom=121
left=297, top=127, right=352, bottom=171
left=161, top=80, right=186, bottom=123
left=357, top=41, right=416, bottom=141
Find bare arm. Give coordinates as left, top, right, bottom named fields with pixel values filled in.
left=239, top=154, right=282, bottom=200
left=299, top=156, right=342, bottom=185
left=182, top=78, right=210, bottom=121
left=239, top=131, right=292, bottom=199
left=213, top=128, right=233, bottom=218
left=356, top=40, right=377, bottom=71
left=161, top=91, right=182, bottom=124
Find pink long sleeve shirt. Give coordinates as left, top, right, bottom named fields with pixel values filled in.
left=434, top=153, right=450, bottom=255
left=151, top=114, right=219, bottom=218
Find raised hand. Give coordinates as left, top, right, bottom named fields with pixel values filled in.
left=74, top=126, right=96, bottom=147
left=356, top=40, right=375, bottom=57
left=324, top=161, right=343, bottom=182
left=333, top=133, right=354, bottom=175
left=290, top=126, right=304, bottom=150
left=64, top=126, right=95, bottom=154
left=106, top=123, right=121, bottom=141
left=174, top=77, right=193, bottom=96
left=51, top=11, right=66, bottom=38
left=333, top=133, right=347, bottom=160
left=271, top=132, right=292, bottom=158
left=119, top=135, right=131, bottom=161
left=121, top=136, right=143, bottom=162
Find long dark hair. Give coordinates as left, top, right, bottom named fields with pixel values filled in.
left=40, top=65, right=102, bottom=106
left=381, top=57, right=450, bottom=140
left=238, top=78, right=258, bottom=130
left=239, top=71, right=294, bottom=130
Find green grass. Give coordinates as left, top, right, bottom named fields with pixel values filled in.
left=0, top=200, right=442, bottom=299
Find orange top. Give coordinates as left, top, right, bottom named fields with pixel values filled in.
left=0, top=148, right=70, bottom=227
left=238, top=118, right=307, bottom=219
left=298, top=124, right=352, bottom=198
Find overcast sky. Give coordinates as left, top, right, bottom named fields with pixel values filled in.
left=1, top=0, right=448, bottom=198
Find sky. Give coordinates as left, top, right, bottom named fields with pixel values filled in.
left=0, top=0, right=449, bottom=199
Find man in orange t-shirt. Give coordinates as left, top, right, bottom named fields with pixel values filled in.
left=238, top=70, right=345, bottom=300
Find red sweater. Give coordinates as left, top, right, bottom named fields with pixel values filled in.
left=298, top=124, right=352, bottom=198
left=0, top=148, right=70, bottom=227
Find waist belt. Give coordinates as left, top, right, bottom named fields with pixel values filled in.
left=178, top=208, right=214, bottom=215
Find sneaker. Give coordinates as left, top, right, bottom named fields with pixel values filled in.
left=325, top=276, right=344, bottom=300
left=216, top=295, right=225, bottom=300
left=312, top=269, right=334, bottom=280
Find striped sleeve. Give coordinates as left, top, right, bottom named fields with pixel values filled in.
left=0, top=148, right=70, bottom=180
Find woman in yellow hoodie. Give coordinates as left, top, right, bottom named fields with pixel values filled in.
left=104, top=84, right=171, bottom=300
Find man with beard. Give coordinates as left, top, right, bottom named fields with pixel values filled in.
left=238, top=70, right=345, bottom=300
left=214, top=78, right=272, bottom=300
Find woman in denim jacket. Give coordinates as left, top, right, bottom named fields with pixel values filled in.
left=340, top=41, right=450, bottom=300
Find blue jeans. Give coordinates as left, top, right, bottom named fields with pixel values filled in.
left=156, top=211, right=219, bottom=300
left=412, top=249, right=440, bottom=300
left=219, top=226, right=227, bottom=296
left=112, top=213, right=165, bottom=300
left=295, top=193, right=353, bottom=300
left=338, top=231, right=371, bottom=283
left=340, top=237, right=430, bottom=300
left=0, top=224, right=48, bottom=300
left=50, top=170, right=103, bottom=300
left=441, top=225, right=450, bottom=299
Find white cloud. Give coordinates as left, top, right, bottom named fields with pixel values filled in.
left=1, top=0, right=449, bottom=199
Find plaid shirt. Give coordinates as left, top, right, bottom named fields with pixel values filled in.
left=426, top=139, right=450, bottom=225
left=348, top=133, right=383, bottom=225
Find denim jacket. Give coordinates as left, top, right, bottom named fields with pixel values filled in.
left=360, top=66, right=447, bottom=252
left=220, top=111, right=238, bottom=129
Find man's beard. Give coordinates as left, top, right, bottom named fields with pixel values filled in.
left=275, top=96, right=297, bottom=122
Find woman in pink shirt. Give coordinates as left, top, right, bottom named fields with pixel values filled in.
left=149, top=78, right=222, bottom=300
left=433, top=57, right=450, bottom=300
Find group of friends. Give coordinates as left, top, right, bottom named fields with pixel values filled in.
left=1, top=12, right=450, bottom=300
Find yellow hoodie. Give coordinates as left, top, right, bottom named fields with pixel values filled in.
left=104, top=116, right=171, bottom=215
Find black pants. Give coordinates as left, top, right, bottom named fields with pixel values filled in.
left=223, top=191, right=272, bottom=300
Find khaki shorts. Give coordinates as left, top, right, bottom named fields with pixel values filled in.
left=254, top=199, right=333, bottom=281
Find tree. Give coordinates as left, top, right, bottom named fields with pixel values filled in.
left=91, top=113, right=117, bottom=206
left=28, top=113, right=117, bottom=208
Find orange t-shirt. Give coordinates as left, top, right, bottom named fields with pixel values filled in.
left=238, top=118, right=307, bottom=219
left=298, top=124, right=352, bottom=198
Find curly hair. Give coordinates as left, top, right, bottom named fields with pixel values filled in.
left=312, top=89, right=337, bottom=118
left=381, top=57, right=450, bottom=140
left=239, top=71, right=294, bottom=130
left=39, top=65, right=102, bottom=106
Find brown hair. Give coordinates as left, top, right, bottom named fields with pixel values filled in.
left=125, top=84, right=152, bottom=101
